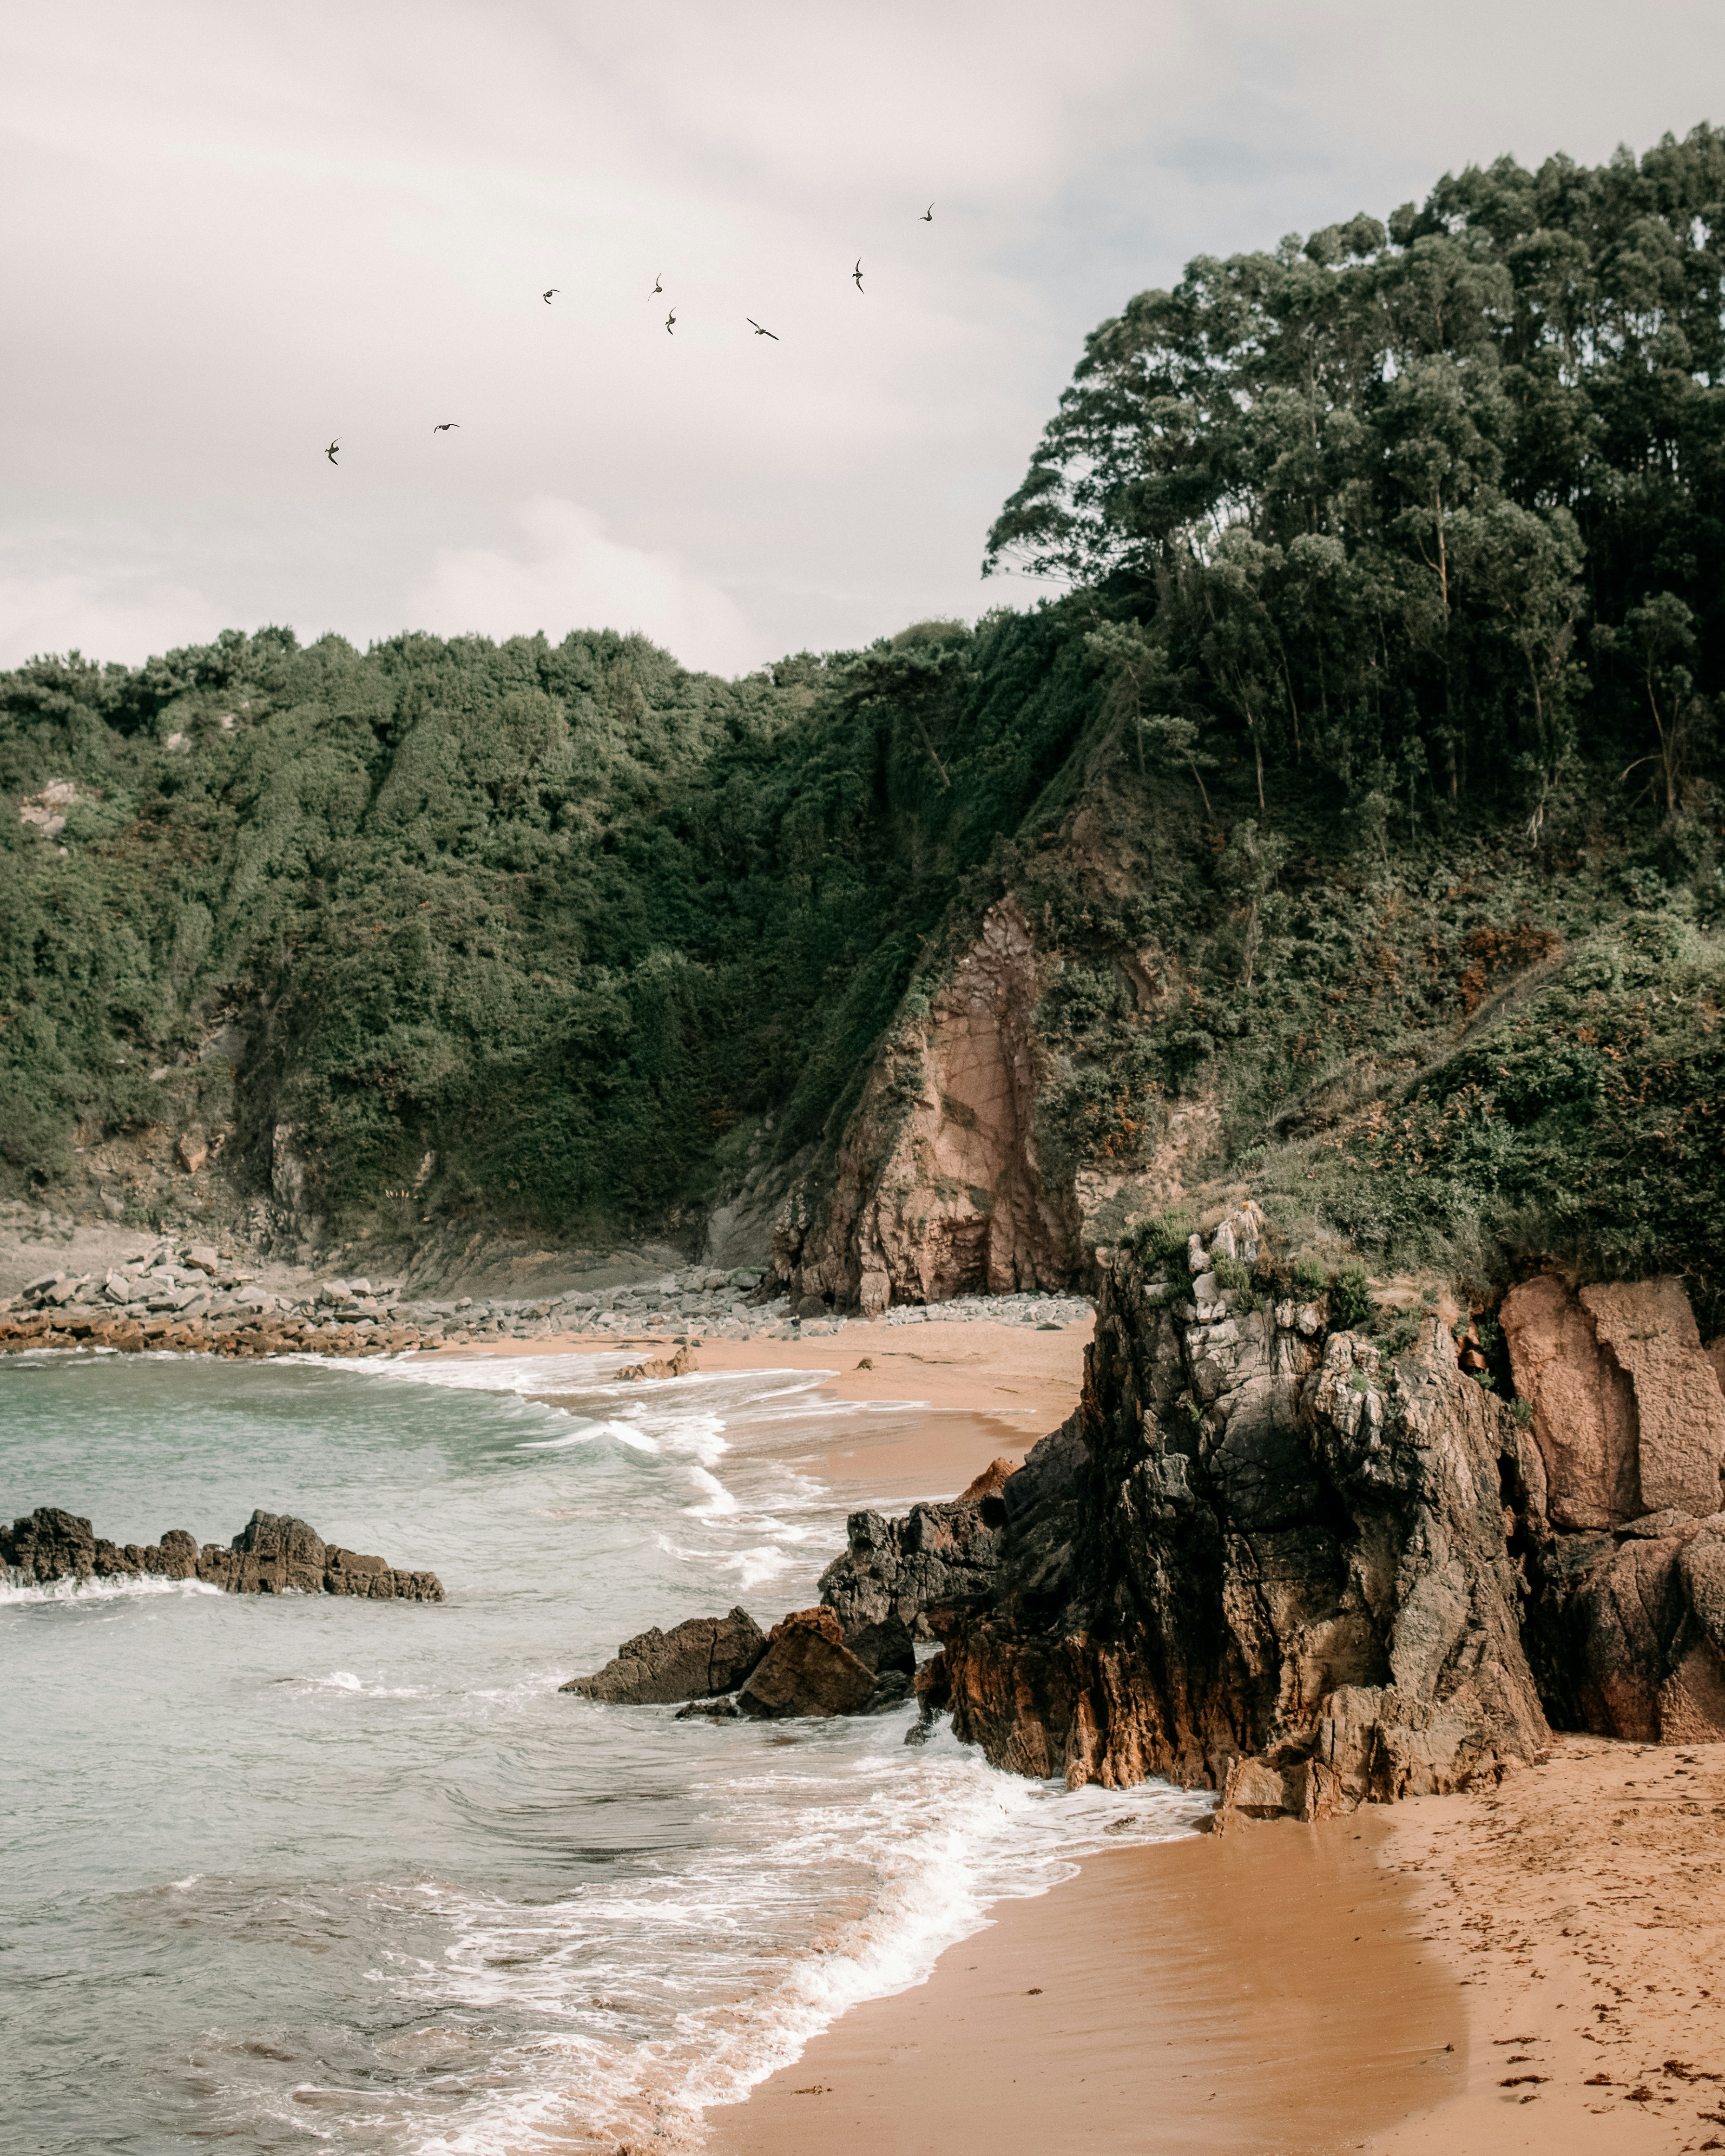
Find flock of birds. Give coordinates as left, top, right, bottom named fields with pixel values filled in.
left=322, top=206, right=935, bottom=464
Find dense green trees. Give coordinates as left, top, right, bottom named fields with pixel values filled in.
left=1, top=132, right=1721, bottom=1289
left=987, top=127, right=1725, bottom=831
left=0, top=612, right=1099, bottom=1230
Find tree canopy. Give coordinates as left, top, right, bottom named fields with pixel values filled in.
left=986, top=127, right=1725, bottom=823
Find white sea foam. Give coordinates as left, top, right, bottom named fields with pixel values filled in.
left=372, top=1725, right=1210, bottom=2155
left=0, top=1568, right=222, bottom=1606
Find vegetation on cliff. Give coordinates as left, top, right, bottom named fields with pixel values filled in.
left=1, top=128, right=1722, bottom=1310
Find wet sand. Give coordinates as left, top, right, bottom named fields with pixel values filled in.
left=707, top=1816, right=1465, bottom=2156
left=429, top=1314, right=1092, bottom=1429
left=448, top=1315, right=1092, bottom=1506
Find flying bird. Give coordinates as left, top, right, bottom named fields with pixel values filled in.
left=325, top=438, right=340, bottom=465
left=542, top=288, right=558, bottom=304
left=747, top=318, right=779, bottom=340
left=852, top=257, right=864, bottom=291
left=652, top=272, right=663, bottom=294
left=433, top=421, right=459, bottom=432
left=921, top=204, right=933, bottom=221
left=665, top=308, right=676, bottom=335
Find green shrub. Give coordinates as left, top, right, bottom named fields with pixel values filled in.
left=1129, top=1209, right=1193, bottom=1268
left=1211, top=1255, right=1251, bottom=1291
left=1291, top=1255, right=1328, bottom=1294
left=1330, top=1263, right=1373, bottom=1331
left=1511, top=1397, right=1534, bottom=1427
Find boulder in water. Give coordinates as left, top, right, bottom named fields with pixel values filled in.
left=562, top=1606, right=767, bottom=1702
left=737, top=1606, right=878, bottom=1719
left=0, top=1505, right=443, bottom=1601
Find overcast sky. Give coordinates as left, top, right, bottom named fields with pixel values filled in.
left=3, top=0, right=1722, bottom=677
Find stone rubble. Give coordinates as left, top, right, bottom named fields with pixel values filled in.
left=0, top=1242, right=1094, bottom=1360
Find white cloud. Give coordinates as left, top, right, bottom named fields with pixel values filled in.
left=3, top=2, right=1722, bottom=671
left=405, top=499, right=763, bottom=676
left=0, top=565, right=228, bottom=670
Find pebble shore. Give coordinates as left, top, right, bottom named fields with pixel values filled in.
left=0, top=1239, right=1094, bottom=1359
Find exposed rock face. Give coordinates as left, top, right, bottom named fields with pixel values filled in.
left=1499, top=1272, right=1725, bottom=1742
left=737, top=1606, right=880, bottom=1718
left=561, top=1607, right=767, bottom=1703
left=923, top=1213, right=1550, bottom=1812
left=1503, top=1275, right=1725, bottom=1527
left=817, top=1480, right=1012, bottom=1650
left=615, top=1344, right=696, bottom=1382
left=0, top=1505, right=443, bottom=1601
left=1501, top=1275, right=1641, bottom=1528
left=774, top=900, right=1078, bottom=1310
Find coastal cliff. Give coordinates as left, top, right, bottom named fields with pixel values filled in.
left=814, top=1217, right=1725, bottom=1812
left=923, top=1209, right=1552, bottom=1811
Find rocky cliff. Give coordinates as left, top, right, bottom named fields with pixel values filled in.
left=1502, top=1275, right=1725, bottom=1745
left=773, top=900, right=1080, bottom=1315
left=810, top=1219, right=1725, bottom=1811
left=909, top=1207, right=1552, bottom=1814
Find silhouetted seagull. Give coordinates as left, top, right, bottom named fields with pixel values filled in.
left=433, top=422, right=459, bottom=432
left=325, top=439, right=340, bottom=464
left=852, top=258, right=864, bottom=291
left=665, top=308, right=676, bottom=335
left=921, top=204, right=933, bottom=221
left=542, top=288, right=558, bottom=304
left=747, top=318, right=779, bottom=340
left=652, top=273, right=663, bottom=294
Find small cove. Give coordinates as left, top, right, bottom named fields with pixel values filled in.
left=2, top=1346, right=1206, bottom=2153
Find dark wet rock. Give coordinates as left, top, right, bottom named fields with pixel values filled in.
left=1, top=1505, right=442, bottom=1601
left=737, top=1606, right=878, bottom=1719
left=1, top=1507, right=100, bottom=1582
left=1001, top=1416, right=1088, bottom=1522
left=931, top=1242, right=1552, bottom=1812
left=563, top=1607, right=767, bottom=1703
left=864, top=1669, right=915, bottom=1713
left=674, top=1697, right=741, bottom=1720
left=817, top=1482, right=1010, bottom=1651
left=843, top=1609, right=917, bottom=1676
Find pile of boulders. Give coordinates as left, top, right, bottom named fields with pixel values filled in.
left=1, top=1505, right=443, bottom=1601
left=882, top=1289, right=1092, bottom=1330
left=557, top=1454, right=1040, bottom=1722
left=0, top=1244, right=1097, bottom=1361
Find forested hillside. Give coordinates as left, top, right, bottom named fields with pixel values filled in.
left=3, top=129, right=1722, bottom=1311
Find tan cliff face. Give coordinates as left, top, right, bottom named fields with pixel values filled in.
left=775, top=899, right=1079, bottom=1310
left=1502, top=1272, right=1725, bottom=1746
left=1502, top=1275, right=1725, bottom=1526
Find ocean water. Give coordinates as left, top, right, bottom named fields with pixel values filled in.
left=1, top=1345, right=1208, bottom=2154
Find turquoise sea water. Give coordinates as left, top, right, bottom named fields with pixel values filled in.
left=1, top=1346, right=1204, bottom=2153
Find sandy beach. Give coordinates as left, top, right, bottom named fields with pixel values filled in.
left=708, top=1737, right=1725, bottom=2156
left=478, top=1315, right=1725, bottom=2156
left=445, top=1314, right=1093, bottom=1505
left=705, top=1817, right=1463, bottom=2155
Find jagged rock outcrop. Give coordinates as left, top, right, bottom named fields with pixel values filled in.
left=774, top=900, right=1078, bottom=1312
left=737, top=1606, right=885, bottom=1718
left=1, top=1505, right=443, bottom=1601
left=614, top=1344, right=697, bottom=1382
left=817, top=1475, right=1014, bottom=1656
left=918, top=1207, right=1550, bottom=1813
left=561, top=1607, right=767, bottom=1703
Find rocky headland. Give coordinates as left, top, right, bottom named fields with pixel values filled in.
left=1, top=1505, right=444, bottom=1600
left=576, top=1206, right=1725, bottom=1826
